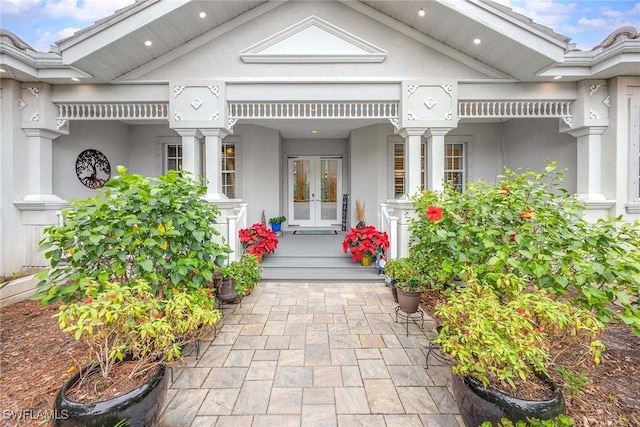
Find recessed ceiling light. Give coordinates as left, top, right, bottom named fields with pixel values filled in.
left=418, top=8, right=425, bottom=17
left=144, top=40, right=153, bottom=46
left=199, top=11, right=206, bottom=18
left=0, top=68, right=6, bottom=73
left=71, top=77, right=79, bottom=81
left=553, top=75, right=563, bottom=80
left=311, top=130, right=318, bottom=134
left=473, top=38, right=481, bottom=45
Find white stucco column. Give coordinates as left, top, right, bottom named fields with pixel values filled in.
left=569, top=126, right=607, bottom=201
left=22, top=129, right=62, bottom=202
left=201, top=128, right=230, bottom=200
left=399, top=128, right=427, bottom=195
left=425, top=128, right=452, bottom=192
left=175, top=129, right=202, bottom=177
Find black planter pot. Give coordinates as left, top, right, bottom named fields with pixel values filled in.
left=396, top=288, right=422, bottom=314
left=451, top=373, right=565, bottom=427
left=390, top=282, right=398, bottom=303
left=53, top=364, right=169, bottom=427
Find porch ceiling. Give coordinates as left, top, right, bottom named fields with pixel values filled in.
left=237, top=117, right=388, bottom=139
left=51, top=0, right=570, bottom=84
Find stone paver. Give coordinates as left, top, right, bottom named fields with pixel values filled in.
left=161, top=282, right=461, bottom=426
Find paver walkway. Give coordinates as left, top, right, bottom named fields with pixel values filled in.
left=160, top=282, right=462, bottom=427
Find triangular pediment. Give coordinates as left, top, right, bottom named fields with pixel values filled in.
left=240, top=16, right=387, bottom=63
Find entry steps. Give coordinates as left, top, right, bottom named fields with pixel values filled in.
left=259, top=255, right=384, bottom=281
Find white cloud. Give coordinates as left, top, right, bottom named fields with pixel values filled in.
left=0, top=0, right=41, bottom=15
left=601, top=9, right=622, bottom=19
left=42, top=0, right=135, bottom=22
left=34, top=26, right=80, bottom=52
left=511, top=1, right=578, bottom=28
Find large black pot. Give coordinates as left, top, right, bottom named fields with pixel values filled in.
left=451, top=373, right=565, bottom=426
left=53, top=364, right=169, bottom=427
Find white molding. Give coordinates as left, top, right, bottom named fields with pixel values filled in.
left=239, top=15, right=386, bottom=63
left=57, top=103, right=169, bottom=120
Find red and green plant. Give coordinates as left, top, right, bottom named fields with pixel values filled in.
left=239, top=223, right=279, bottom=256
left=342, top=225, right=389, bottom=262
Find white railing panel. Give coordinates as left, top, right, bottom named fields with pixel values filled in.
left=458, top=101, right=572, bottom=118
left=228, top=102, right=400, bottom=120
left=379, top=203, right=398, bottom=260
left=227, top=203, right=248, bottom=263
left=57, top=103, right=169, bottom=120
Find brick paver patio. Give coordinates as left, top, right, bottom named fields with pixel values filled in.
left=160, top=282, right=463, bottom=427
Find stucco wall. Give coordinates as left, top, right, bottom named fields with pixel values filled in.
left=141, top=1, right=489, bottom=81
left=1, top=80, right=28, bottom=274
left=128, top=124, right=180, bottom=177
left=233, top=124, right=281, bottom=224
left=53, top=121, right=131, bottom=200
left=501, top=118, right=577, bottom=193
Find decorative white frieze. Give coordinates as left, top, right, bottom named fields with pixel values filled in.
left=458, top=101, right=572, bottom=118
left=407, top=85, right=418, bottom=97
left=211, top=112, right=219, bottom=121
left=208, top=85, right=219, bottom=97
left=228, top=102, right=399, bottom=120
left=174, top=111, right=183, bottom=121
left=169, top=81, right=226, bottom=129
left=589, top=108, right=598, bottom=119
left=57, top=103, right=169, bottom=120
left=444, top=110, right=452, bottom=120
left=30, top=111, right=39, bottom=122
left=56, top=119, right=67, bottom=130
left=27, top=87, right=39, bottom=98
left=401, top=81, right=457, bottom=128
left=440, top=85, right=453, bottom=96
left=388, top=117, right=400, bottom=130
left=19, top=99, right=26, bottom=110
left=589, top=85, right=601, bottom=96
left=603, top=96, right=610, bottom=107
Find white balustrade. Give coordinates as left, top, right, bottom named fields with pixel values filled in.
left=227, top=203, right=248, bottom=263
left=458, top=101, right=572, bottom=118
left=228, top=102, right=399, bottom=120
left=57, top=103, right=169, bottom=120
left=379, top=203, right=398, bottom=260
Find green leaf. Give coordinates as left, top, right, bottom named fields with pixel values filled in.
left=140, top=259, right=154, bottom=272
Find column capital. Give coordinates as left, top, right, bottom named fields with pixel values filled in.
left=23, top=128, right=64, bottom=140
left=397, top=127, right=428, bottom=138
left=425, top=127, right=453, bottom=138
left=565, top=125, right=607, bottom=138
left=200, top=128, right=231, bottom=139
left=174, top=128, right=203, bottom=139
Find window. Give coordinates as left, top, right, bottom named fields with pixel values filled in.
left=445, top=142, right=465, bottom=192
left=390, top=139, right=426, bottom=198
left=165, top=144, right=183, bottom=171
left=389, top=137, right=467, bottom=197
left=160, top=137, right=239, bottom=198
left=221, top=142, right=236, bottom=198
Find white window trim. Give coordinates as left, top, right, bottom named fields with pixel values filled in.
left=221, top=136, right=242, bottom=199
left=157, top=136, right=182, bottom=175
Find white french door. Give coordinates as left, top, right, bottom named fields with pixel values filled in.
left=288, top=156, right=343, bottom=227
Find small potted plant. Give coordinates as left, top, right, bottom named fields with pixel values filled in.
left=342, top=225, right=389, bottom=266
left=221, top=253, right=262, bottom=296
left=268, top=216, right=286, bottom=232
left=238, top=222, right=279, bottom=262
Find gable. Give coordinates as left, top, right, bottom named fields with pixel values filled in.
left=239, top=16, right=386, bottom=63
left=131, top=1, right=506, bottom=82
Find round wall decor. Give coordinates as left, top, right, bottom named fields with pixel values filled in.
left=75, top=149, right=111, bottom=189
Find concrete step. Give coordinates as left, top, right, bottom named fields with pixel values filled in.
left=260, top=267, right=384, bottom=281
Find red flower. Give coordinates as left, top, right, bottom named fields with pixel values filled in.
left=520, top=209, right=533, bottom=220
left=239, top=223, right=279, bottom=255
left=426, top=206, right=443, bottom=221
left=342, top=226, right=389, bottom=262
left=509, top=233, right=516, bottom=242
left=153, top=313, right=164, bottom=319
left=81, top=296, right=93, bottom=304
left=501, top=186, right=509, bottom=195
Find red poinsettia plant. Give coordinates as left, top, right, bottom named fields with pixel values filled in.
left=239, top=222, right=279, bottom=256
left=342, top=225, right=389, bottom=262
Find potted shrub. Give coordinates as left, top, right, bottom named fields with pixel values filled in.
left=434, top=270, right=604, bottom=425
left=411, top=162, right=640, bottom=336
left=342, top=225, right=389, bottom=266
left=268, top=216, right=286, bottom=232
left=33, top=167, right=229, bottom=425
left=221, top=253, right=262, bottom=296
left=238, top=222, right=279, bottom=262
left=53, top=279, right=219, bottom=426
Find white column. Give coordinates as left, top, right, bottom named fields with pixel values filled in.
left=399, top=128, right=427, bottom=196
left=174, top=129, right=202, bottom=177
left=569, top=127, right=607, bottom=201
left=22, top=129, right=62, bottom=202
left=201, top=128, right=230, bottom=200
left=425, top=128, right=451, bottom=192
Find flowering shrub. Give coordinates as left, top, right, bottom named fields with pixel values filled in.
left=342, top=225, right=389, bottom=262
left=56, top=279, right=220, bottom=380
left=411, top=162, right=640, bottom=336
left=434, top=270, right=604, bottom=389
left=239, top=223, right=279, bottom=256
left=221, top=254, right=262, bottom=295
left=384, top=257, right=430, bottom=292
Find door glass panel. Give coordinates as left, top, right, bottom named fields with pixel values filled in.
left=292, top=159, right=311, bottom=221
left=320, top=159, right=338, bottom=221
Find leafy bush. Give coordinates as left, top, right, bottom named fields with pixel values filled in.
left=35, top=167, right=229, bottom=304
left=411, top=162, right=640, bottom=336
left=342, top=225, right=389, bottom=262
left=221, top=254, right=262, bottom=295
left=480, top=414, right=574, bottom=426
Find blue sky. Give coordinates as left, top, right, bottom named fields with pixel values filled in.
left=1, top=0, right=639, bottom=52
